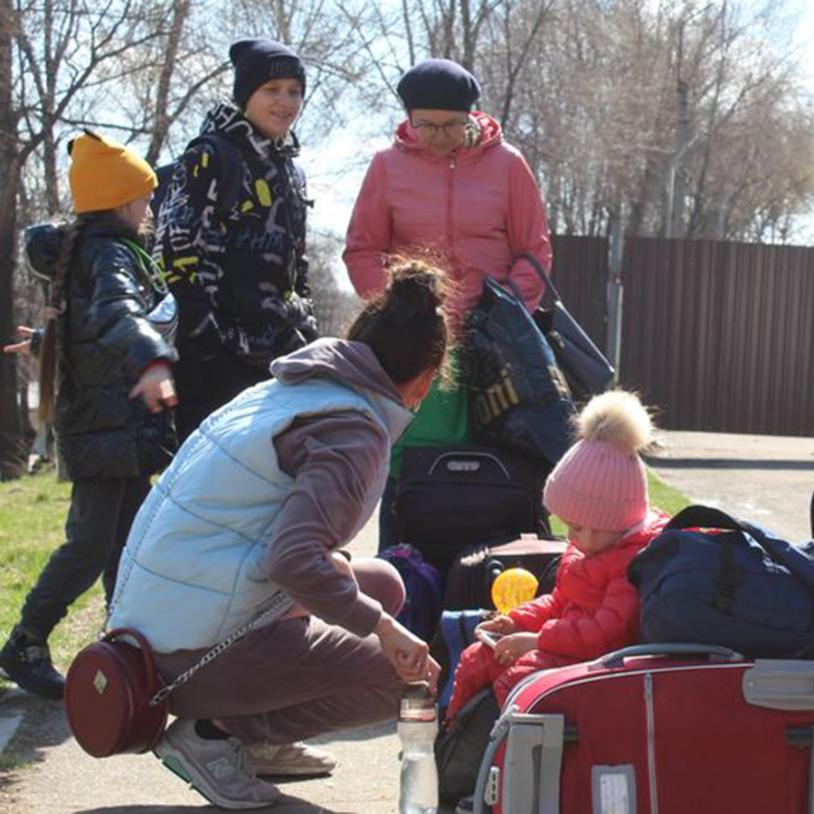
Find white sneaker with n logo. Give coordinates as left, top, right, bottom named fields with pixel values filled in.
left=206, top=756, right=237, bottom=781
left=155, top=718, right=280, bottom=810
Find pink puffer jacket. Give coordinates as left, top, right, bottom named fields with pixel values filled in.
left=343, top=112, right=552, bottom=329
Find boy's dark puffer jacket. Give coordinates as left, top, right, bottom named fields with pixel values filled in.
left=25, top=215, right=177, bottom=481
left=152, top=102, right=318, bottom=367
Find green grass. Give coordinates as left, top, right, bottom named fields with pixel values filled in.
left=549, top=467, right=690, bottom=536
left=0, top=468, right=105, bottom=694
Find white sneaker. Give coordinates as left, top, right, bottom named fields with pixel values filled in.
left=154, top=718, right=281, bottom=809
left=246, top=741, right=337, bottom=777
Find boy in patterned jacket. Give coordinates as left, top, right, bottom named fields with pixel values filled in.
left=153, top=38, right=317, bottom=441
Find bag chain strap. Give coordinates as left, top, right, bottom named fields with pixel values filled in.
left=148, top=590, right=292, bottom=706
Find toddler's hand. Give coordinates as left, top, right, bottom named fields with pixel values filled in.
left=477, top=615, right=517, bottom=636
left=493, top=632, right=537, bottom=666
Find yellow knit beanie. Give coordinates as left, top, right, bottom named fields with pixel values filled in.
left=68, top=130, right=157, bottom=213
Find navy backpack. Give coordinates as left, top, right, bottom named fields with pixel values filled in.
left=429, top=609, right=488, bottom=715
left=628, top=505, right=814, bottom=659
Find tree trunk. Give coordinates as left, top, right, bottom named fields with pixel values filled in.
left=0, top=0, right=24, bottom=479
left=145, top=0, right=191, bottom=165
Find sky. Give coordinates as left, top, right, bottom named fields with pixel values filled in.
left=300, top=1, right=814, bottom=248
left=791, top=0, right=814, bottom=240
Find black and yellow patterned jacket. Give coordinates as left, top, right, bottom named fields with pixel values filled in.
left=153, top=102, right=318, bottom=367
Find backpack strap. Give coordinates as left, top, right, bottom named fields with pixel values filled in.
left=185, top=133, right=243, bottom=221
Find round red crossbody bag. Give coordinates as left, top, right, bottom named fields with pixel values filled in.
left=64, top=591, right=294, bottom=758
left=64, top=628, right=168, bottom=757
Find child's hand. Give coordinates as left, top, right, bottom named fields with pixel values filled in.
left=477, top=615, right=517, bottom=636
left=3, top=326, right=36, bottom=355
left=130, top=362, right=178, bottom=413
left=493, top=632, right=537, bottom=666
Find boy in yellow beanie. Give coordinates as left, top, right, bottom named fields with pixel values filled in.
left=0, top=130, right=177, bottom=700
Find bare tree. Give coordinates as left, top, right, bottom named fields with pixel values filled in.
left=0, top=0, right=170, bottom=477
left=308, top=231, right=361, bottom=338
left=0, top=0, right=24, bottom=478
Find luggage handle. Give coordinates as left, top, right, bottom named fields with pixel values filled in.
left=744, top=661, right=814, bottom=711
left=428, top=451, right=511, bottom=480
left=787, top=724, right=814, bottom=814
left=597, top=643, right=744, bottom=669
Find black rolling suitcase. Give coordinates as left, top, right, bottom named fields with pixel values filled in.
left=444, top=534, right=566, bottom=610
left=395, top=446, right=550, bottom=578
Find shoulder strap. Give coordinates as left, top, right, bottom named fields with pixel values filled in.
left=515, top=252, right=562, bottom=306
left=186, top=133, right=243, bottom=221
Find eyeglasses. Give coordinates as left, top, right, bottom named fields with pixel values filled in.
left=411, top=119, right=469, bottom=136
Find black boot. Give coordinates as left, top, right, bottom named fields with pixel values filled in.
left=0, top=626, right=65, bottom=699
left=455, top=796, right=475, bottom=814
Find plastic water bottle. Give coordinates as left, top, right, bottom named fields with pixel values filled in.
left=398, top=682, right=438, bottom=814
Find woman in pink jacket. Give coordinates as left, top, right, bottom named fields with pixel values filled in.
left=343, top=58, right=552, bottom=548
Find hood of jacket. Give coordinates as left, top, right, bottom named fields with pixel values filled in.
left=393, top=110, right=503, bottom=161
left=24, top=214, right=141, bottom=282
left=200, top=101, right=301, bottom=161
left=270, top=337, right=414, bottom=440
left=24, top=223, right=64, bottom=282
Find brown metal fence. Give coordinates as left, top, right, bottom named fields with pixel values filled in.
left=619, top=237, right=814, bottom=436
left=549, top=234, right=814, bottom=436
left=550, top=234, right=609, bottom=348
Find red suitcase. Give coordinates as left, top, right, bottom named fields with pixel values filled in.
left=473, top=644, right=814, bottom=814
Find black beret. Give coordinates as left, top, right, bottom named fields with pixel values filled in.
left=396, top=58, right=481, bottom=112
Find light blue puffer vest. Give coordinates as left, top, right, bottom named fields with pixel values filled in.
left=109, top=376, right=404, bottom=653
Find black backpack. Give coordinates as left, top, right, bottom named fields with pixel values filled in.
left=435, top=688, right=499, bottom=805
left=151, top=133, right=242, bottom=222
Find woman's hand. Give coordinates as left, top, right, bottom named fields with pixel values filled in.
left=3, top=326, right=36, bottom=355
left=493, top=632, right=538, bottom=666
left=130, top=362, right=178, bottom=413
left=476, top=615, right=518, bottom=636
left=375, top=614, right=440, bottom=691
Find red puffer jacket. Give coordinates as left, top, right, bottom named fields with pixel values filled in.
left=509, top=511, right=671, bottom=659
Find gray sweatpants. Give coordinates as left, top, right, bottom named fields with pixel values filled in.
left=154, top=558, right=406, bottom=745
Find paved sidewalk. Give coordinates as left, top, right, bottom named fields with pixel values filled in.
left=2, top=430, right=813, bottom=813
left=647, top=430, right=814, bottom=542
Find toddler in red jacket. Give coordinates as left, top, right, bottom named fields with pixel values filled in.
left=445, top=390, right=669, bottom=720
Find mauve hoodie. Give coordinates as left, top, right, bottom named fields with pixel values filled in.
left=257, top=338, right=412, bottom=637
left=343, top=112, right=552, bottom=329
